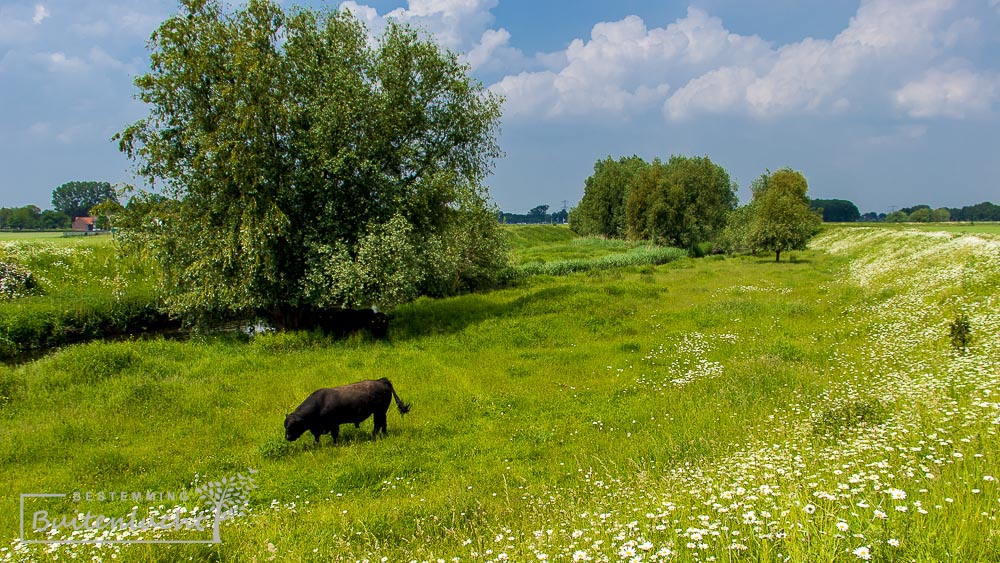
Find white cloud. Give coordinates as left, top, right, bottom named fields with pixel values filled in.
left=35, top=51, right=87, bottom=73
left=665, top=0, right=962, bottom=120
left=942, top=17, right=980, bottom=47
left=462, top=27, right=515, bottom=70
left=28, top=122, right=51, bottom=137
left=88, top=45, right=126, bottom=70
left=55, top=122, right=91, bottom=144
left=895, top=67, right=998, bottom=118
left=117, top=9, right=162, bottom=37
left=32, top=4, right=50, bottom=25
left=491, top=8, right=771, bottom=119
left=489, top=0, right=993, bottom=123
left=0, top=7, right=34, bottom=45
left=341, top=0, right=497, bottom=50
left=72, top=19, right=112, bottom=38
left=664, top=66, right=756, bottom=121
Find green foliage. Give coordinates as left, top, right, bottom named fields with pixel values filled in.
left=949, top=201, right=1000, bottom=222
left=811, top=398, right=888, bottom=437
left=810, top=198, right=861, bottom=222
left=931, top=208, right=951, bottom=222
left=516, top=245, right=686, bottom=277
left=0, top=262, right=36, bottom=299
left=89, top=198, right=125, bottom=231
left=570, top=155, right=648, bottom=238
left=3, top=228, right=1000, bottom=560
left=949, top=313, right=972, bottom=352
left=0, top=238, right=163, bottom=359
left=909, top=207, right=932, bottom=222
left=0, top=367, right=21, bottom=409
left=625, top=155, right=737, bottom=252
left=50, top=181, right=116, bottom=220
left=746, top=168, right=822, bottom=261
left=116, top=0, right=507, bottom=325
left=886, top=210, right=909, bottom=222
left=717, top=204, right=755, bottom=254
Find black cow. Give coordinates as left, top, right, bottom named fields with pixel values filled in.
left=284, top=378, right=410, bottom=444
left=317, top=309, right=390, bottom=339
left=268, top=305, right=390, bottom=339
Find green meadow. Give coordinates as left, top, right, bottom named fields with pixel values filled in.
left=1, top=226, right=998, bottom=562
left=0, top=235, right=161, bottom=359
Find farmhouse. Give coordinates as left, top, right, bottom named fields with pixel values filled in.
left=71, top=216, right=95, bottom=232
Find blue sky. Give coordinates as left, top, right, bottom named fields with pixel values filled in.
left=1, top=0, right=998, bottom=215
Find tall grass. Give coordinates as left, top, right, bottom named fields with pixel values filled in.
left=0, top=236, right=164, bottom=359
left=1, top=227, right=998, bottom=562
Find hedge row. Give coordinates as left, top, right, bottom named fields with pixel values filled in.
left=0, top=295, right=176, bottom=361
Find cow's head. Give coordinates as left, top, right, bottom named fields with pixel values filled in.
left=369, top=312, right=389, bottom=339
left=284, top=413, right=308, bottom=442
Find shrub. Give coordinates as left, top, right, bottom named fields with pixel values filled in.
left=812, top=398, right=888, bottom=437
left=0, top=262, right=36, bottom=300
left=949, top=313, right=972, bottom=352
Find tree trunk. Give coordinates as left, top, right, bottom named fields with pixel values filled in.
left=775, top=249, right=781, bottom=262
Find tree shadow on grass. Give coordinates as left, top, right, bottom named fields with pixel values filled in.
left=387, top=284, right=585, bottom=342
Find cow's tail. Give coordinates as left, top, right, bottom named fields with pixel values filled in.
left=381, top=377, right=411, bottom=415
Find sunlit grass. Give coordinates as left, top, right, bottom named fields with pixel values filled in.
left=2, top=226, right=999, bottom=561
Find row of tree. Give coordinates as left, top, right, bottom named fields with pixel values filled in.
left=0, top=181, right=119, bottom=230
left=568, top=155, right=821, bottom=260
left=877, top=202, right=1000, bottom=223
left=501, top=205, right=569, bottom=224
left=0, top=206, right=71, bottom=230
left=807, top=200, right=1000, bottom=223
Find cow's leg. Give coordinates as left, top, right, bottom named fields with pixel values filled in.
left=373, top=411, right=387, bottom=438
left=330, top=425, right=339, bottom=444
left=311, top=429, right=322, bottom=445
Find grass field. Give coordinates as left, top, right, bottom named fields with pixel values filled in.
left=0, top=233, right=161, bottom=358
left=1, top=225, right=999, bottom=562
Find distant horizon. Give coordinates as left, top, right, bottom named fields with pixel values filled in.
left=3, top=190, right=998, bottom=220
left=2, top=0, right=998, bottom=216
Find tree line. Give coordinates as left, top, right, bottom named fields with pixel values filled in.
left=0, top=181, right=118, bottom=230
left=501, top=205, right=569, bottom=224
left=568, top=155, right=821, bottom=261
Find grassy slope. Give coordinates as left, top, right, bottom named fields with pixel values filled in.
left=2, top=226, right=999, bottom=562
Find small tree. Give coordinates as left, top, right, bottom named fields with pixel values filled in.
left=949, top=313, right=972, bottom=352
left=908, top=208, right=932, bottom=222
left=746, top=168, right=821, bottom=262
left=570, top=155, right=648, bottom=238
left=931, top=207, right=951, bottom=222
left=527, top=205, right=550, bottom=223
left=624, top=155, right=737, bottom=252
left=51, top=181, right=116, bottom=220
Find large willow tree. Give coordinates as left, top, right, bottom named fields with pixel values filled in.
left=117, top=0, right=508, bottom=326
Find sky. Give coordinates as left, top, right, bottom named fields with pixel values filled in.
left=1, top=0, right=998, bottom=215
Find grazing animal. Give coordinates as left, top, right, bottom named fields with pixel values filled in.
left=268, top=306, right=390, bottom=338
left=318, top=309, right=390, bottom=339
left=284, top=378, right=410, bottom=444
